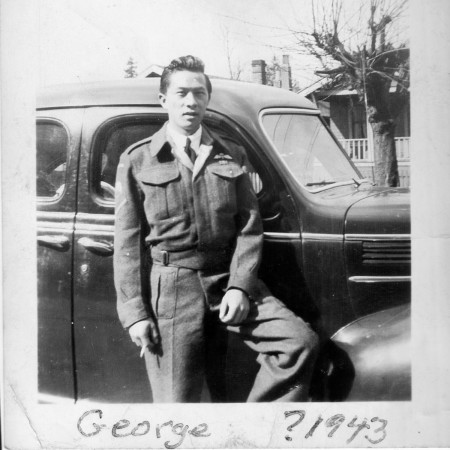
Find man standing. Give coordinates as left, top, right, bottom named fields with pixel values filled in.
left=114, top=55, right=318, bottom=402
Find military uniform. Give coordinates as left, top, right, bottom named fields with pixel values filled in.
left=114, top=122, right=318, bottom=402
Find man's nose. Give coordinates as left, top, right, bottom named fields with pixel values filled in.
left=184, top=92, right=197, bottom=107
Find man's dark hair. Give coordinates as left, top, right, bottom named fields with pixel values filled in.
left=160, top=55, right=212, bottom=97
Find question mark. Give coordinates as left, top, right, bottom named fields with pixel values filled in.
left=284, top=410, right=305, bottom=441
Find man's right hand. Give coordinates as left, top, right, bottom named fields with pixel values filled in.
left=128, top=319, right=160, bottom=353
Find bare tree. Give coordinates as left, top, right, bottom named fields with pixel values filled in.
left=221, top=26, right=243, bottom=80
left=293, top=0, right=409, bottom=186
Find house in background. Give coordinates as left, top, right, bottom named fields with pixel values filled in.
left=251, top=57, right=411, bottom=187
left=299, top=79, right=411, bottom=187
left=139, top=64, right=164, bottom=78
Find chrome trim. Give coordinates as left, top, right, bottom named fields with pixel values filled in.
left=75, top=224, right=115, bottom=233
left=259, top=107, right=320, bottom=116
left=345, top=234, right=411, bottom=241
left=37, top=211, right=75, bottom=231
left=37, top=211, right=75, bottom=220
left=349, top=275, right=411, bottom=283
left=264, top=232, right=301, bottom=240
left=75, top=213, right=114, bottom=232
left=302, top=233, right=343, bottom=241
left=38, top=226, right=73, bottom=234
left=76, top=212, right=114, bottom=222
left=75, top=229, right=115, bottom=236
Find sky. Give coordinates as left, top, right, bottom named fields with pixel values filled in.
left=37, top=0, right=409, bottom=89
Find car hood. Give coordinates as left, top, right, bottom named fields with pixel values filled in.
left=344, top=187, right=410, bottom=235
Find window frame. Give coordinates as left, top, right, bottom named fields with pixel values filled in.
left=89, top=113, right=167, bottom=208
left=36, top=117, right=71, bottom=203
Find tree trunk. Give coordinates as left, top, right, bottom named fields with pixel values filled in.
left=365, top=76, right=400, bottom=187
left=369, top=114, right=399, bottom=187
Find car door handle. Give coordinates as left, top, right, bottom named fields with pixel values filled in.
left=262, top=211, right=281, bottom=222
left=78, top=237, right=114, bottom=256
left=38, top=235, right=71, bottom=251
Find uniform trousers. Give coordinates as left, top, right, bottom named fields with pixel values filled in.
left=144, top=263, right=319, bottom=403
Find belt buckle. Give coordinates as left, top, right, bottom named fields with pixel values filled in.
left=161, top=250, right=169, bottom=265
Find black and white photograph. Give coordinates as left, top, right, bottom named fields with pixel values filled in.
left=1, top=0, right=450, bottom=448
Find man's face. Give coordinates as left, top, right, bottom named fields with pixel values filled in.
left=159, top=70, right=210, bottom=136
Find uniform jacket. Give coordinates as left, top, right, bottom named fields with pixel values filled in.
left=114, top=123, right=264, bottom=328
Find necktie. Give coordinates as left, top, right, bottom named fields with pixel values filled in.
left=184, top=137, right=196, bottom=164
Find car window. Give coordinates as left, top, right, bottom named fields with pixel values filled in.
left=36, top=121, right=69, bottom=199
left=261, top=113, right=360, bottom=189
left=95, top=117, right=165, bottom=200
left=94, top=116, right=263, bottom=201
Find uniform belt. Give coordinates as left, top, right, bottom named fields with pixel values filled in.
left=150, top=247, right=229, bottom=270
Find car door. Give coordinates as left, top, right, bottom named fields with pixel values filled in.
left=72, top=107, right=165, bottom=402
left=205, top=114, right=319, bottom=400
left=37, top=109, right=83, bottom=402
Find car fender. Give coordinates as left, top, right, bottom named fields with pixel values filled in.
left=325, top=303, right=411, bottom=401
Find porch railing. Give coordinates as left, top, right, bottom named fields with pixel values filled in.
left=339, top=137, right=410, bottom=162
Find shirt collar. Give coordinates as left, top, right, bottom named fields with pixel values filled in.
left=167, top=124, right=203, bottom=154
left=149, top=122, right=215, bottom=157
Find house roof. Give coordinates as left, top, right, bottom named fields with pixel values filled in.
left=300, top=75, right=407, bottom=98
left=298, top=77, right=330, bottom=97
left=138, top=64, right=164, bottom=78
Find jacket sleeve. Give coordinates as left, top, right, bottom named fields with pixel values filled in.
left=226, top=148, right=264, bottom=296
left=114, top=152, right=151, bottom=329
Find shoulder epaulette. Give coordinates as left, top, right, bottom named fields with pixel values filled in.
left=124, top=136, right=153, bottom=155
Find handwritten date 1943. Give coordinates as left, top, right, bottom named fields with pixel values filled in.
left=284, top=410, right=388, bottom=445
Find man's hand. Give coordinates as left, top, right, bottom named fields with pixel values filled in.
left=128, top=319, right=160, bottom=355
left=219, top=289, right=250, bottom=325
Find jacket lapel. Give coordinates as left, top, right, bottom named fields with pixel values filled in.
left=193, top=126, right=215, bottom=180
left=149, top=123, right=169, bottom=157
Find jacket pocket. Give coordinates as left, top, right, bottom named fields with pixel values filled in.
left=137, top=163, right=183, bottom=219
left=207, top=163, right=244, bottom=213
left=150, top=266, right=177, bottom=319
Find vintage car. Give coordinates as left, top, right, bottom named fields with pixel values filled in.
left=37, top=78, right=411, bottom=403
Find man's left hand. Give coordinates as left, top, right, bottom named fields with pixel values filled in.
left=219, top=289, right=250, bottom=324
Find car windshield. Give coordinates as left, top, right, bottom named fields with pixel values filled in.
left=261, top=112, right=361, bottom=189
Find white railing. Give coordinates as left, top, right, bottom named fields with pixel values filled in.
left=340, top=138, right=370, bottom=160
left=394, top=137, right=411, bottom=160
left=339, top=137, right=410, bottom=161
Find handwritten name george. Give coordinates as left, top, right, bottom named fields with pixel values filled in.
left=77, top=409, right=210, bottom=449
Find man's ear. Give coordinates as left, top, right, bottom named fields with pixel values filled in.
left=158, top=93, right=167, bottom=109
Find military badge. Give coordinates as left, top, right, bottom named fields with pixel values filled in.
left=213, top=152, right=233, bottom=164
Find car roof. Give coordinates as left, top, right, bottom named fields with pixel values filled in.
left=36, top=78, right=318, bottom=118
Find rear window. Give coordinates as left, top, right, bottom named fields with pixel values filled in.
left=36, top=121, right=69, bottom=199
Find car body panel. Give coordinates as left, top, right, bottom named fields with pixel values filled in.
left=331, top=303, right=411, bottom=401
left=37, top=108, right=84, bottom=399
